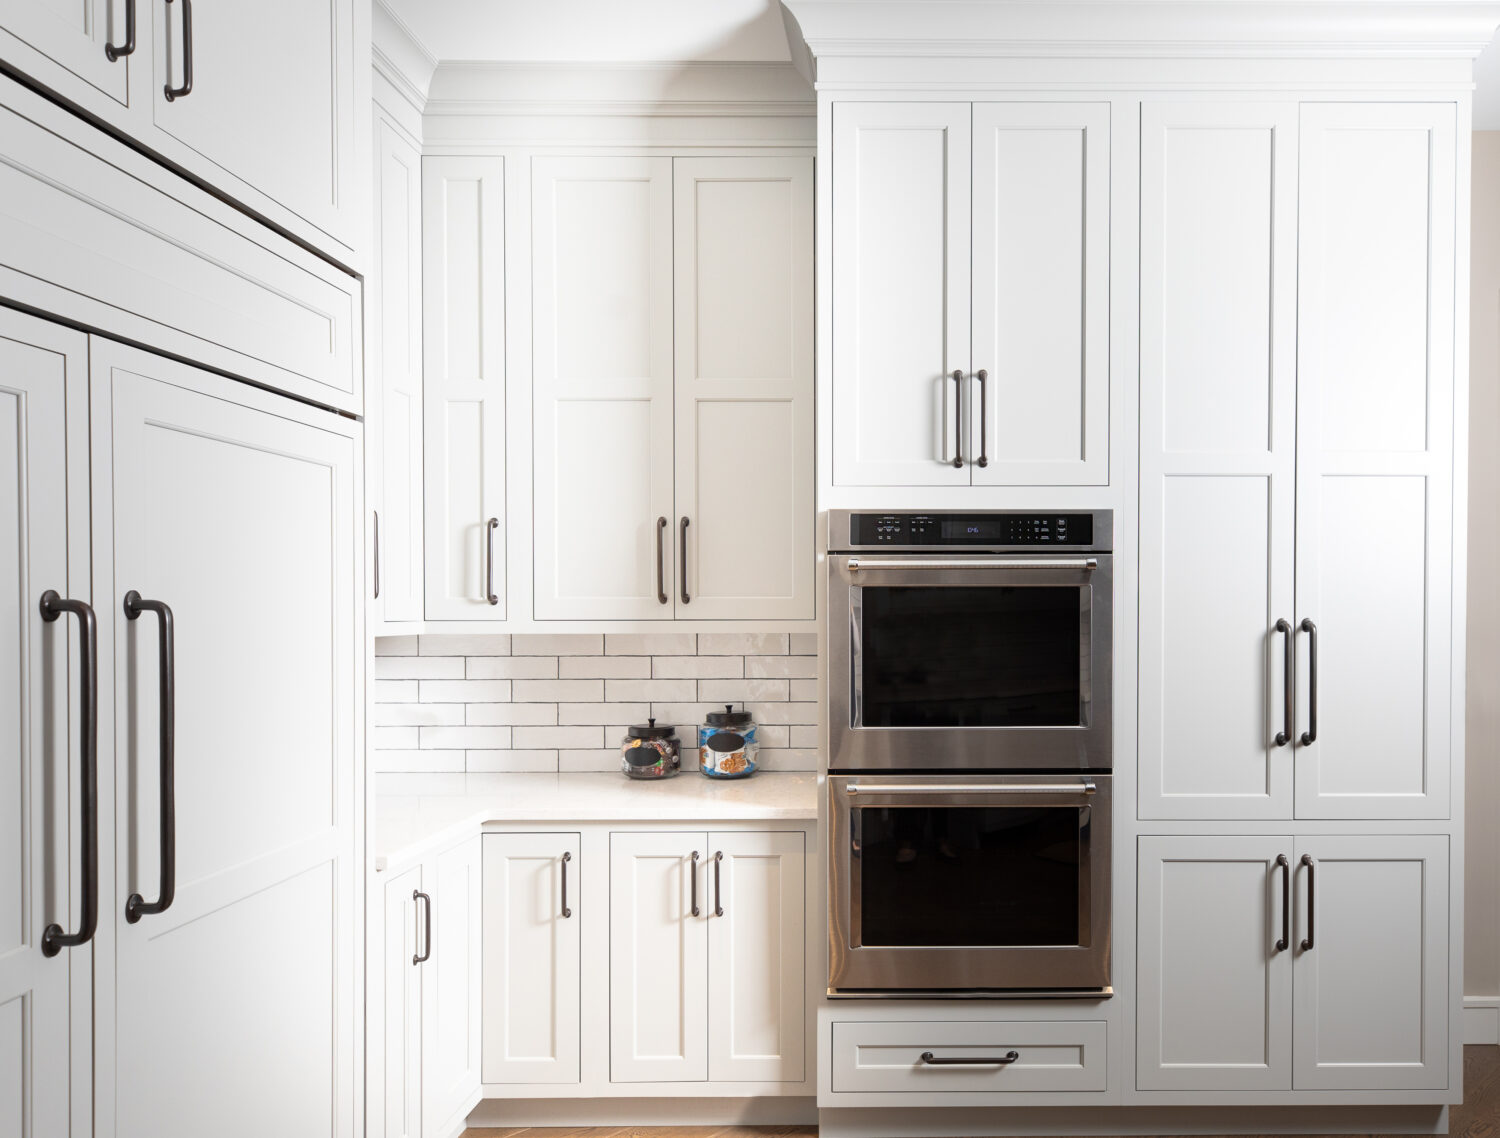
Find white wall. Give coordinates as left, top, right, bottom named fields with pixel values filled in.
left=1468, top=132, right=1500, bottom=1003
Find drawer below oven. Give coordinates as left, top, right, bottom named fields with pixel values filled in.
left=830, top=1019, right=1107, bottom=1094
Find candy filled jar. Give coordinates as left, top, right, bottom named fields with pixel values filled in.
left=620, top=719, right=680, bottom=779
left=698, top=705, right=758, bottom=779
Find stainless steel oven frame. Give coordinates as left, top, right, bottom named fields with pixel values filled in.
left=827, top=546, right=1113, bottom=773
left=827, top=773, right=1112, bottom=997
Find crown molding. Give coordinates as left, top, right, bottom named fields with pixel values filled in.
left=780, top=0, right=1500, bottom=61
left=423, top=61, right=815, bottom=118
left=372, top=0, right=439, bottom=112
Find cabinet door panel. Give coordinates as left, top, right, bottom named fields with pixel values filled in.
left=533, top=157, right=675, bottom=619
left=609, top=831, right=708, bottom=1082
left=99, top=342, right=358, bottom=1138
left=673, top=157, right=814, bottom=619
left=1138, top=103, right=1298, bottom=819
left=423, top=837, right=481, bottom=1137
left=1137, top=836, right=1293, bottom=1091
left=381, top=867, right=422, bottom=1138
left=1294, top=103, right=1454, bottom=819
left=482, top=833, right=581, bottom=1085
left=707, top=831, right=805, bottom=1083
left=971, top=102, right=1109, bottom=485
left=371, top=110, right=424, bottom=625
left=0, top=311, right=84, bottom=1138
left=141, top=0, right=358, bottom=255
left=423, top=157, right=506, bottom=620
left=0, top=0, right=129, bottom=105
left=831, top=102, right=971, bottom=486
left=1292, top=836, right=1448, bottom=1090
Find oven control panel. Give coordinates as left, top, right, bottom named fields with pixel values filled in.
left=850, top=512, right=1099, bottom=548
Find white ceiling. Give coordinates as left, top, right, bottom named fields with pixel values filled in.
left=381, top=0, right=792, bottom=64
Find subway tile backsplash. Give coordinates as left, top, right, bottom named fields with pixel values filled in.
left=373, top=632, right=820, bottom=774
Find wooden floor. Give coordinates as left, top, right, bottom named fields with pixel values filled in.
left=463, top=1044, right=1500, bottom=1138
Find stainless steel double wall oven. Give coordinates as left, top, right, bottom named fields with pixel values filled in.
left=826, top=509, right=1113, bottom=996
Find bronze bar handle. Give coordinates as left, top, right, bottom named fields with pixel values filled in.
left=655, top=516, right=668, bottom=605
left=163, top=0, right=193, bottom=101
left=920, top=1050, right=1019, bottom=1066
left=1300, top=854, right=1316, bottom=951
left=1275, top=853, right=1290, bottom=952
left=951, top=369, right=964, bottom=468
left=124, top=592, right=176, bottom=924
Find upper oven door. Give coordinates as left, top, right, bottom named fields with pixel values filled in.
left=828, top=554, right=1112, bottom=771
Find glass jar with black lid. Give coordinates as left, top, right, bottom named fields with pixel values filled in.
left=620, top=718, right=680, bottom=779
left=698, top=704, right=758, bottom=779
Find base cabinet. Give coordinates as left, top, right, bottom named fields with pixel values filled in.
left=481, top=833, right=582, bottom=1085
left=379, top=837, right=482, bottom=1138
left=1137, top=835, right=1449, bottom=1093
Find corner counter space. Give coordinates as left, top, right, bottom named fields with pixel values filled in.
left=374, top=771, right=820, bottom=871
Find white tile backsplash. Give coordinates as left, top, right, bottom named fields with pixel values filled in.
left=373, top=632, right=819, bottom=774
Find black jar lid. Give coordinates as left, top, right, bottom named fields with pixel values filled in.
left=706, top=703, right=753, bottom=728
left=627, top=717, right=678, bottom=739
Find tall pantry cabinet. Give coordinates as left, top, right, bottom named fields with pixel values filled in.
left=1135, top=100, right=1460, bottom=1092
left=0, top=7, right=367, bottom=1135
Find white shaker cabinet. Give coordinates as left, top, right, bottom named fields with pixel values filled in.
left=969, top=102, right=1109, bottom=486
left=1138, top=101, right=1456, bottom=822
left=0, top=0, right=128, bottom=107
left=95, top=339, right=360, bottom=1138
left=377, top=837, right=483, bottom=1138
left=0, top=309, right=88, bottom=1138
left=422, top=838, right=482, bottom=1138
left=830, top=102, right=971, bottom=487
left=1138, top=835, right=1448, bottom=1093
left=530, top=155, right=815, bottom=622
left=673, top=157, right=815, bottom=620
left=830, top=101, right=1109, bottom=488
left=608, top=830, right=806, bottom=1086
left=1137, top=102, right=1300, bottom=821
left=0, top=0, right=363, bottom=265
left=370, top=106, right=424, bottom=627
left=706, top=831, right=806, bottom=1083
left=609, top=831, right=710, bottom=1082
left=481, top=833, right=582, bottom=1086
left=381, top=866, right=423, bottom=1138
left=532, top=156, right=676, bottom=621
left=423, top=156, right=507, bottom=620
left=1292, top=103, right=1455, bottom=822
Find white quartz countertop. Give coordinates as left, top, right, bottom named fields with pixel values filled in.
left=374, top=771, right=819, bottom=872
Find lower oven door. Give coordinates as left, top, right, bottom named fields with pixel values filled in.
left=829, top=774, right=1112, bottom=996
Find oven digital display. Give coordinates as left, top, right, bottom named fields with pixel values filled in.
left=853, top=512, right=1094, bottom=546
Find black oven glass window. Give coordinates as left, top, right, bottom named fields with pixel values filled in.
left=860, top=586, right=1083, bottom=727
left=858, top=805, right=1083, bottom=947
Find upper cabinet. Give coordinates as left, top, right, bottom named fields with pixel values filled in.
left=370, top=103, right=424, bottom=627
left=1138, top=101, right=1456, bottom=821
left=423, top=155, right=507, bottom=621
left=0, top=0, right=364, bottom=267
left=830, top=101, right=1110, bottom=488
left=531, top=154, right=814, bottom=622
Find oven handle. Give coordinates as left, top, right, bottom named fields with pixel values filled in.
left=846, top=557, right=1097, bottom=572
left=847, top=781, right=1096, bottom=796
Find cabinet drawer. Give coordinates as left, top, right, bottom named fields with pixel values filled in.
left=831, top=1020, right=1107, bottom=1094
left=0, top=77, right=361, bottom=413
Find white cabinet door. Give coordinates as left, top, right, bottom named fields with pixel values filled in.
left=97, top=340, right=359, bottom=1138
left=831, top=102, right=971, bottom=487
left=0, top=311, right=85, bottom=1138
left=0, top=0, right=129, bottom=106
left=970, top=102, right=1109, bottom=485
left=371, top=109, right=424, bottom=626
left=423, top=156, right=506, bottom=620
left=706, top=831, right=805, bottom=1083
left=481, top=833, right=581, bottom=1085
left=1291, top=836, right=1448, bottom=1090
left=673, top=157, right=814, bottom=620
left=1136, top=836, right=1293, bottom=1091
left=533, top=157, right=675, bottom=619
left=137, top=0, right=360, bottom=259
left=381, top=867, right=422, bottom=1138
left=609, top=831, right=708, bottom=1082
left=422, top=837, right=481, bottom=1138
left=1294, top=103, right=1455, bottom=820
left=1137, top=103, right=1299, bottom=820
